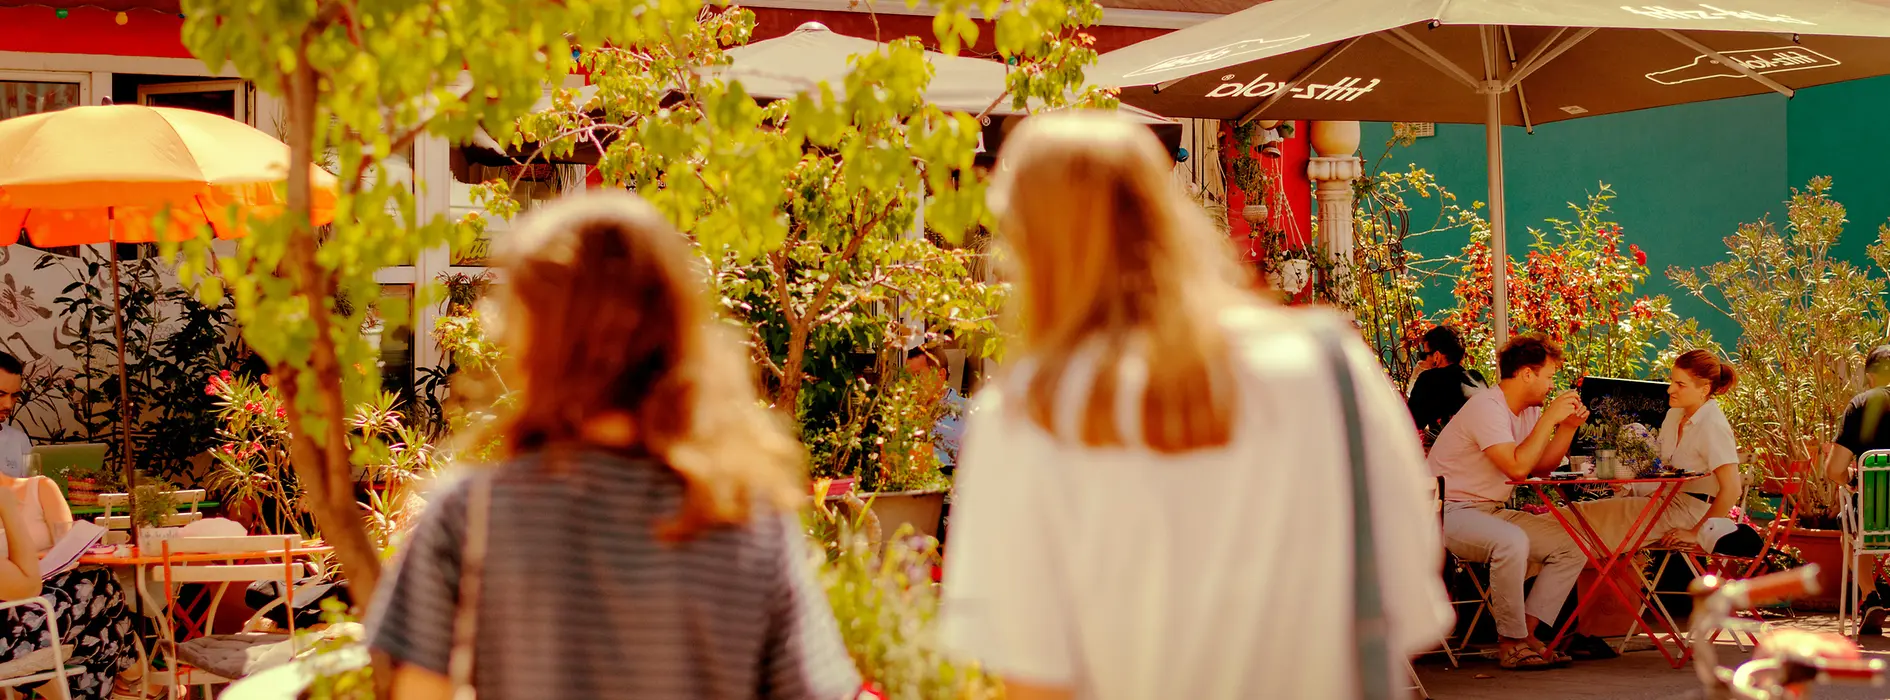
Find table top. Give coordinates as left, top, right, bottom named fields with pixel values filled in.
left=1508, top=475, right=1698, bottom=486
left=79, top=544, right=330, bottom=566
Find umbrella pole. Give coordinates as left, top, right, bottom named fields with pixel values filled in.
left=1485, top=87, right=1510, bottom=344
left=108, top=244, right=138, bottom=547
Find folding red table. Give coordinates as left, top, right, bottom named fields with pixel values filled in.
left=1509, top=475, right=1694, bottom=668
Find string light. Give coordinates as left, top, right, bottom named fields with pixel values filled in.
left=115, top=11, right=127, bottom=24
left=54, top=8, right=67, bottom=18
left=12, top=4, right=180, bottom=20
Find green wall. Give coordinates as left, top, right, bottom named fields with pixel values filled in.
left=1786, top=75, right=1890, bottom=269
left=1361, top=93, right=1791, bottom=346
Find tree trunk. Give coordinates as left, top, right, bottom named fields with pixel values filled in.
left=283, top=60, right=383, bottom=606
left=777, top=323, right=810, bottom=419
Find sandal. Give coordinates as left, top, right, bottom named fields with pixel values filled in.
left=1499, top=646, right=1557, bottom=671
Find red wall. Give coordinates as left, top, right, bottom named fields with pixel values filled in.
left=0, top=5, right=191, bottom=58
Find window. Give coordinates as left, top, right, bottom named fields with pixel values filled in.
left=374, top=284, right=417, bottom=405
left=136, top=79, right=248, bottom=122
left=448, top=146, right=586, bottom=266
left=0, top=71, right=87, bottom=120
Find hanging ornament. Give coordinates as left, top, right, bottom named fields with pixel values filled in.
left=115, top=12, right=129, bottom=25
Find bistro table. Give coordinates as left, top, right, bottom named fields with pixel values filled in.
left=1509, top=475, right=1695, bottom=668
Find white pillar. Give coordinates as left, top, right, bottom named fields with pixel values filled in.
left=1307, top=121, right=1363, bottom=299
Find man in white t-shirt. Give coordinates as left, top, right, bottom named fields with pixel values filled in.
left=1429, top=336, right=1587, bottom=670
left=0, top=353, right=30, bottom=479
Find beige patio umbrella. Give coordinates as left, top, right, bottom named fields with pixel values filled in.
left=1093, top=0, right=1890, bottom=339
left=723, top=22, right=1183, bottom=154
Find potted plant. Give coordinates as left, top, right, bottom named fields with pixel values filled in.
left=132, top=483, right=182, bottom=551
left=1664, top=178, right=1890, bottom=606
left=62, top=462, right=106, bottom=507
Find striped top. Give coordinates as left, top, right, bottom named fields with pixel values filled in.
left=365, top=451, right=862, bottom=699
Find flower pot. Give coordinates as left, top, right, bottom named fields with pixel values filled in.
left=1595, top=449, right=1619, bottom=480
left=1266, top=259, right=1312, bottom=295
left=1786, top=527, right=1844, bottom=610
left=137, top=526, right=183, bottom=553
left=863, top=489, right=948, bottom=544
left=1240, top=203, right=1268, bottom=224
left=814, top=477, right=858, bottom=498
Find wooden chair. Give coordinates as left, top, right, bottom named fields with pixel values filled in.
left=94, top=489, right=207, bottom=530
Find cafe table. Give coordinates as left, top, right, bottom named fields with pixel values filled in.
left=1508, top=474, right=1695, bottom=668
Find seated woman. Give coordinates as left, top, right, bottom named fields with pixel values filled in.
left=0, top=473, right=136, bottom=699
left=1569, top=350, right=1743, bottom=552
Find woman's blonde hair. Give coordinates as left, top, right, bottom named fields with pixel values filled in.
left=484, top=192, right=803, bottom=539
left=990, top=111, right=1254, bottom=452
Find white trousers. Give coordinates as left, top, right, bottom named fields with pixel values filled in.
left=1443, top=501, right=1585, bottom=639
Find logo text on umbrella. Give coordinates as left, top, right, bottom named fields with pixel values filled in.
left=1207, top=73, right=1381, bottom=102
left=1621, top=4, right=1815, bottom=25
left=1645, top=46, right=1839, bottom=85
left=1124, top=35, right=1311, bottom=80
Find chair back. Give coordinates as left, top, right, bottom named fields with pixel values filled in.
left=1859, top=449, right=1890, bottom=549
left=95, top=489, right=208, bottom=530
left=156, top=534, right=308, bottom=688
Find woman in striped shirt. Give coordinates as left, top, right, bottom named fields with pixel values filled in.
left=367, top=193, right=862, bottom=699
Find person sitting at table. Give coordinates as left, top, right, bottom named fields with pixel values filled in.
left=1822, top=344, right=1890, bottom=634
left=1407, top=325, right=1488, bottom=448
left=1567, top=351, right=1742, bottom=555
left=1430, top=335, right=1589, bottom=671
left=0, top=475, right=137, bottom=699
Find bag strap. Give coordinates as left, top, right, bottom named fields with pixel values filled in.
left=448, top=475, right=494, bottom=700
left=1318, top=321, right=1392, bottom=700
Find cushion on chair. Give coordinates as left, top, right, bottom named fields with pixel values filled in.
left=175, top=633, right=292, bottom=680
left=0, top=644, right=76, bottom=680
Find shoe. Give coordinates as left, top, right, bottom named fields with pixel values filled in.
left=1567, top=634, right=1620, bottom=660
left=1862, top=591, right=1886, bottom=636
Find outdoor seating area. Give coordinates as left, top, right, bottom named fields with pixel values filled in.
left=7, top=0, right=1890, bottom=699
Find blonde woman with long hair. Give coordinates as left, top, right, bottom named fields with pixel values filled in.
left=939, top=112, right=1451, bottom=700
left=366, top=193, right=861, bottom=699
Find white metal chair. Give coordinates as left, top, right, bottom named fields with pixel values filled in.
left=1841, top=448, right=1890, bottom=639
left=149, top=535, right=309, bottom=698
left=0, top=597, right=79, bottom=700
left=94, top=489, right=207, bottom=530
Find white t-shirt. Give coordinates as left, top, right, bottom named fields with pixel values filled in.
left=1658, top=398, right=1739, bottom=495
left=0, top=424, right=32, bottom=479
left=1428, top=388, right=1541, bottom=503
left=940, top=307, right=1452, bottom=700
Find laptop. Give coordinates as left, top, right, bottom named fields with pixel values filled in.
left=32, top=443, right=108, bottom=482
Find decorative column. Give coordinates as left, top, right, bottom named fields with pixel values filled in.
left=1306, top=121, right=1364, bottom=301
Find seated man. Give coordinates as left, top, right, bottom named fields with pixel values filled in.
left=1823, top=344, right=1890, bottom=634
left=1408, top=325, right=1488, bottom=448
left=1430, top=336, right=1590, bottom=669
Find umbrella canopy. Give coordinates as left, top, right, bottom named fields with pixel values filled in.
left=723, top=22, right=1181, bottom=155
left=1092, top=0, right=1890, bottom=339
left=0, top=104, right=336, bottom=541
left=1095, top=0, right=1890, bottom=126
left=0, top=105, right=338, bottom=245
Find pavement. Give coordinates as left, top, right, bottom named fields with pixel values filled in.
left=1413, top=614, right=1890, bottom=699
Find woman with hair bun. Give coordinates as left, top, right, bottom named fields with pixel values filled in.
left=1569, top=350, right=1743, bottom=553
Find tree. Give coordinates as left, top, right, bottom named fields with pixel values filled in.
left=495, top=0, right=1115, bottom=426
left=175, top=0, right=591, bottom=602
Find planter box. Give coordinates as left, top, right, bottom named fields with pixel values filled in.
left=821, top=488, right=949, bottom=549
left=864, top=489, right=948, bottom=543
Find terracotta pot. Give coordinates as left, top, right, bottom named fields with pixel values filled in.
left=1788, top=527, right=1844, bottom=610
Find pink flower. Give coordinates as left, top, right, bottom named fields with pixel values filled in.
left=244, top=402, right=262, bottom=415
left=276, top=407, right=287, bottom=420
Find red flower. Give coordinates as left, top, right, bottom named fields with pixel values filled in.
left=244, top=402, right=262, bottom=415
left=219, top=370, right=233, bottom=381
left=276, top=407, right=288, bottom=420
left=1630, top=244, right=1646, bottom=266
left=221, top=444, right=235, bottom=455
left=205, top=382, right=217, bottom=396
